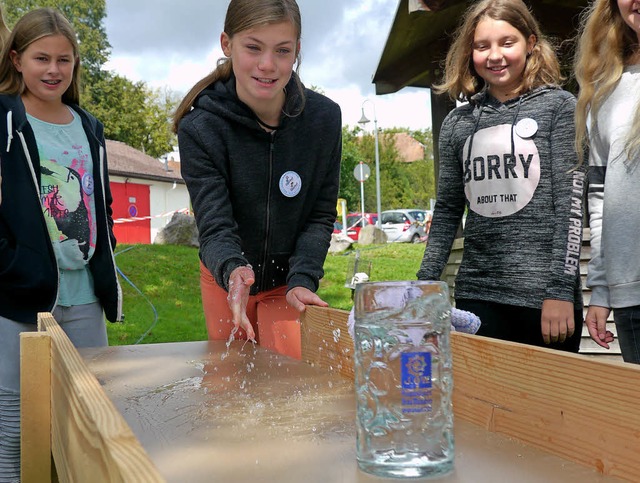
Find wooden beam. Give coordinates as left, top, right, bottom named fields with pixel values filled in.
left=20, top=332, right=52, bottom=483
left=36, top=313, right=164, bottom=483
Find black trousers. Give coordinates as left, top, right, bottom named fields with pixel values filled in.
left=455, top=298, right=583, bottom=353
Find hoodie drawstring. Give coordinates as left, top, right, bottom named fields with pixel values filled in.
left=465, top=100, right=486, bottom=165
left=6, top=110, right=13, bottom=152
left=510, top=96, right=524, bottom=160
left=466, top=95, right=524, bottom=166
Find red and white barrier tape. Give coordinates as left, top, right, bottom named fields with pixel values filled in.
left=113, top=208, right=190, bottom=224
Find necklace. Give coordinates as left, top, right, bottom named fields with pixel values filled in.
left=256, top=116, right=280, bottom=131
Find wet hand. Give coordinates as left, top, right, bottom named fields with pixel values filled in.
left=227, top=265, right=256, bottom=341
left=285, top=287, right=328, bottom=313
left=585, top=305, right=614, bottom=349
left=541, top=299, right=575, bottom=345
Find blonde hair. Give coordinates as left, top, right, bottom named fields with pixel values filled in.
left=0, top=8, right=81, bottom=105
left=435, top=0, right=561, bottom=102
left=574, top=0, right=640, bottom=165
left=0, top=7, right=10, bottom=50
left=172, top=0, right=303, bottom=133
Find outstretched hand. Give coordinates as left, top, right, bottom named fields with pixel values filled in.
left=227, top=265, right=256, bottom=341
left=285, top=287, right=328, bottom=313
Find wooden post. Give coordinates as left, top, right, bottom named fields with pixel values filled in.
left=34, top=313, right=165, bottom=482
left=20, top=332, right=52, bottom=483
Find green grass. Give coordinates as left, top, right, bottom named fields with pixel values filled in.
left=109, top=242, right=426, bottom=345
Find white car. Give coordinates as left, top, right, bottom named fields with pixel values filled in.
left=380, top=209, right=430, bottom=243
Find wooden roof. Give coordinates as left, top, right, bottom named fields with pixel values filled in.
left=106, top=140, right=183, bottom=184
left=373, top=0, right=589, bottom=95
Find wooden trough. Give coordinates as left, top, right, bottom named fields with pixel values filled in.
left=19, top=308, right=639, bottom=481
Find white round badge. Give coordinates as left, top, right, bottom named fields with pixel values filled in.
left=515, top=118, right=538, bottom=139
left=81, top=173, right=95, bottom=196
left=279, top=171, right=302, bottom=198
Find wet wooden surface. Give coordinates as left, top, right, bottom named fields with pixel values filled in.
left=81, top=341, right=623, bottom=483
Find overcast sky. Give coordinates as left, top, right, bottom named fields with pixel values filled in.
left=103, top=0, right=433, bottom=131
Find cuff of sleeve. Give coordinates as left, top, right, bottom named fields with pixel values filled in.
left=416, top=268, right=439, bottom=281
left=221, top=258, right=249, bottom=291
left=588, top=286, right=610, bottom=308
left=287, top=273, right=317, bottom=293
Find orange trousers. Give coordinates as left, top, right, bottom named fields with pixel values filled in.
left=200, top=262, right=302, bottom=359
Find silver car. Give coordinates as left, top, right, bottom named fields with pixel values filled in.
left=380, top=209, right=429, bottom=243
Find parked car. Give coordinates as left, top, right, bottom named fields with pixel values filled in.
left=380, top=209, right=429, bottom=243
left=337, top=213, right=378, bottom=241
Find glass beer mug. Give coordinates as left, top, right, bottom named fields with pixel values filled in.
left=353, top=281, right=454, bottom=478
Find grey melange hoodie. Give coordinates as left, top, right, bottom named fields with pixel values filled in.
left=417, top=86, right=585, bottom=310
left=587, top=65, right=640, bottom=309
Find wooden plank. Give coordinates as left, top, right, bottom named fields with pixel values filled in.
left=451, top=332, right=640, bottom=480
left=300, top=306, right=354, bottom=379
left=301, top=305, right=640, bottom=480
left=20, top=332, right=52, bottom=483
left=37, top=313, right=164, bottom=483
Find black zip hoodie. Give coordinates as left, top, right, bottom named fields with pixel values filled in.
left=178, top=73, right=342, bottom=294
left=0, top=94, right=122, bottom=323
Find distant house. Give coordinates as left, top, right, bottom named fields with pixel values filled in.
left=106, top=140, right=191, bottom=244
left=381, top=132, right=425, bottom=163
left=359, top=132, right=426, bottom=163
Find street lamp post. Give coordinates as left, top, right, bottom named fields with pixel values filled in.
left=358, top=99, right=381, bottom=228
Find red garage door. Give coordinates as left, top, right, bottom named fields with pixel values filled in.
left=110, top=181, right=151, bottom=244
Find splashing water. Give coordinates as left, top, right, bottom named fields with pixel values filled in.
left=332, top=328, right=341, bottom=343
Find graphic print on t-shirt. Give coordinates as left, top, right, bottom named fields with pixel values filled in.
left=462, top=123, right=540, bottom=217
left=40, top=147, right=96, bottom=269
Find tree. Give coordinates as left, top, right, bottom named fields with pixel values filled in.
left=338, top=127, right=436, bottom=214
left=338, top=126, right=364, bottom=214
left=83, top=72, right=176, bottom=158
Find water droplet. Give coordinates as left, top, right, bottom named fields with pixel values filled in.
left=333, top=328, right=341, bottom=343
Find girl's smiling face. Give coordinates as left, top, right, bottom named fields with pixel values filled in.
left=617, top=0, right=640, bottom=44
left=221, top=20, right=299, bottom=115
left=10, top=34, right=76, bottom=106
left=472, top=17, right=536, bottom=101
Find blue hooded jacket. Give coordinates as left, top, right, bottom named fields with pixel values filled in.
left=0, top=94, right=122, bottom=323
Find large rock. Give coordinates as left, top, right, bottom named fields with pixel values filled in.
left=358, top=224, right=387, bottom=245
left=329, top=233, right=354, bottom=253
left=154, top=212, right=199, bottom=247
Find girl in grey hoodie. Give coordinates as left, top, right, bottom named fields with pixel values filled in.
left=417, top=0, right=585, bottom=352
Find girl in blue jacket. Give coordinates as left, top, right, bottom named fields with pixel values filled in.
left=174, top=0, right=342, bottom=359
left=0, top=9, right=122, bottom=479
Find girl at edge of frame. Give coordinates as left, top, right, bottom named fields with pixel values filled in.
left=0, top=7, right=122, bottom=480
left=574, top=0, right=640, bottom=363
left=0, top=7, right=8, bottom=205
left=173, top=0, right=342, bottom=359
left=416, top=0, right=586, bottom=352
